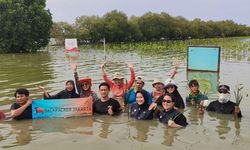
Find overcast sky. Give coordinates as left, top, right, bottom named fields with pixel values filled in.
left=46, top=0, right=250, bottom=26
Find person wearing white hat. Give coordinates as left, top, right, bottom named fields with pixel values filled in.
left=156, top=79, right=185, bottom=110
left=101, top=62, right=135, bottom=110
left=151, top=78, right=165, bottom=102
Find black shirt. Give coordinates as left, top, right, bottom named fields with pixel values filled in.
left=10, top=103, right=32, bottom=120
left=130, top=103, right=153, bottom=120
left=158, top=108, right=188, bottom=127
left=93, top=98, right=120, bottom=115
left=206, top=100, right=242, bottom=117
left=45, top=90, right=80, bottom=99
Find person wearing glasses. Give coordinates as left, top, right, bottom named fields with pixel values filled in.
left=186, top=80, right=208, bottom=106
left=156, top=79, right=185, bottom=111
left=72, top=63, right=98, bottom=102
left=38, top=80, right=80, bottom=99
left=203, top=85, right=242, bottom=118
left=158, top=93, right=188, bottom=127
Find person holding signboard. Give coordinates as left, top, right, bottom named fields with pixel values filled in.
left=101, top=62, right=135, bottom=110
left=38, top=80, right=80, bottom=99
left=10, top=88, right=32, bottom=120
left=93, top=82, right=121, bottom=116
left=72, top=63, right=98, bottom=102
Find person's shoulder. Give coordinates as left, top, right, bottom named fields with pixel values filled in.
left=10, top=103, right=20, bottom=110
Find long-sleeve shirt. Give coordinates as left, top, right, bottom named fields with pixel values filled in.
left=102, top=67, right=135, bottom=99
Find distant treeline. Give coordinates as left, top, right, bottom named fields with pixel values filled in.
left=51, top=10, right=250, bottom=44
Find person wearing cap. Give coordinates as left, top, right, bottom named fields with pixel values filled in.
left=158, top=93, right=188, bottom=127
left=72, top=64, right=98, bottom=102
left=186, top=80, right=208, bottom=106
left=130, top=90, right=155, bottom=120
left=125, top=76, right=152, bottom=104
left=101, top=62, right=135, bottom=109
left=10, top=88, right=32, bottom=120
left=38, top=80, right=80, bottom=99
left=156, top=79, right=185, bottom=110
left=151, top=79, right=165, bottom=102
left=93, top=82, right=121, bottom=115
left=204, top=85, right=242, bottom=118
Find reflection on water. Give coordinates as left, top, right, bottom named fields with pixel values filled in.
left=0, top=47, right=250, bottom=149
left=207, top=112, right=241, bottom=140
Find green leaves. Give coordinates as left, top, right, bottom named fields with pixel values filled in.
left=234, top=84, right=244, bottom=106
left=0, top=0, right=52, bottom=53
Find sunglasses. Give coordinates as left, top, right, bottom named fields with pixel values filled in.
left=162, top=99, right=172, bottom=103
left=81, top=83, right=89, bottom=86
left=218, top=89, right=228, bottom=94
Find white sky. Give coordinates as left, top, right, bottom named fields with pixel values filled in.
left=46, top=0, right=250, bottom=26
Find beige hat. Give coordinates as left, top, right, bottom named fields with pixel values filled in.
left=152, top=79, right=164, bottom=87
left=112, top=72, right=124, bottom=80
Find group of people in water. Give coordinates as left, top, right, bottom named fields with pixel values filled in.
left=0, top=62, right=242, bottom=128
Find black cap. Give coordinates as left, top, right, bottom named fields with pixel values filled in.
left=218, top=85, right=230, bottom=93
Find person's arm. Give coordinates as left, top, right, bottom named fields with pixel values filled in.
left=101, top=62, right=113, bottom=86
left=169, top=114, right=188, bottom=127
left=169, top=61, right=179, bottom=79
left=10, top=99, right=32, bottom=118
left=37, top=86, right=50, bottom=99
left=126, top=63, right=136, bottom=89
left=72, top=63, right=82, bottom=95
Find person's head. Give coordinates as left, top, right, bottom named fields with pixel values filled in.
left=14, top=88, right=29, bottom=105
left=135, top=76, right=144, bottom=90
left=65, top=80, right=75, bottom=92
left=218, top=84, right=230, bottom=103
left=188, top=80, right=199, bottom=94
left=162, top=93, right=175, bottom=111
left=79, top=77, right=92, bottom=91
left=99, top=82, right=110, bottom=98
left=152, top=79, right=164, bottom=91
left=136, top=90, right=148, bottom=106
left=164, top=79, right=177, bottom=94
left=112, top=72, right=124, bottom=87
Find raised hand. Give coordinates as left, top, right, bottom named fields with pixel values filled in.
left=72, top=63, right=77, bottom=72
left=127, top=63, right=133, bottom=68
left=101, top=62, right=106, bottom=69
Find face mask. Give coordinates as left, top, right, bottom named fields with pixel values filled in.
left=218, top=93, right=230, bottom=103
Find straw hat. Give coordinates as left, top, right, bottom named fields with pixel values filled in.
left=152, top=79, right=164, bottom=87
left=112, top=72, right=124, bottom=80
